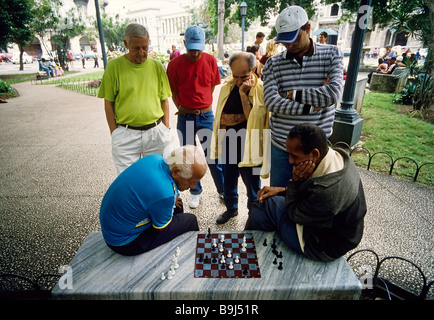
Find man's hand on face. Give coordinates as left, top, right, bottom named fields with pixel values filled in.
left=292, top=160, right=316, bottom=181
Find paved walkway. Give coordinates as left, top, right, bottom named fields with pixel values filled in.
left=0, top=69, right=432, bottom=297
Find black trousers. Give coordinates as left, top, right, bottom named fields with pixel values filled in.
left=107, top=212, right=199, bottom=256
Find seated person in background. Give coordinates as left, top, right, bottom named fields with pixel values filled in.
left=39, top=58, right=52, bottom=77
left=245, top=124, right=367, bottom=262
left=396, top=55, right=406, bottom=67
left=367, top=56, right=398, bottom=84
left=99, top=145, right=207, bottom=256
left=376, top=57, right=387, bottom=71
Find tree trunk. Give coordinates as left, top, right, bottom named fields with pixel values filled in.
left=19, top=46, right=24, bottom=71
left=217, top=0, right=225, bottom=62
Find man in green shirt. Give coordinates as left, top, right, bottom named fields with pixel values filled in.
left=98, top=23, right=173, bottom=174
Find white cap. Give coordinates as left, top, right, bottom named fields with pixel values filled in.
left=275, top=6, right=309, bottom=44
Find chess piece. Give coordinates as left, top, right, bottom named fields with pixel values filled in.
left=212, top=254, right=217, bottom=263
left=234, top=255, right=240, bottom=263
left=263, top=238, right=267, bottom=246
left=273, top=257, right=277, bottom=265
left=243, top=266, right=248, bottom=276
left=278, top=262, right=283, bottom=270
left=228, top=261, right=234, bottom=269
left=160, top=272, right=166, bottom=280
left=227, top=250, right=232, bottom=258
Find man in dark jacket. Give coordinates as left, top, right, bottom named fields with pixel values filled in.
left=245, top=123, right=367, bottom=261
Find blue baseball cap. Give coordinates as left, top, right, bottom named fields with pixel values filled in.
left=184, top=26, right=205, bottom=51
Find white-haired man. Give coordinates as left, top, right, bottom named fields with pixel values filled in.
left=98, top=23, right=173, bottom=175
left=100, top=145, right=207, bottom=256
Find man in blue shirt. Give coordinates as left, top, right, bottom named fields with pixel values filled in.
left=100, top=145, right=207, bottom=256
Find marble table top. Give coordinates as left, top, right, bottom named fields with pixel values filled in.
left=51, top=231, right=361, bottom=300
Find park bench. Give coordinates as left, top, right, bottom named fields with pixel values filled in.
left=369, top=67, right=408, bottom=93
left=51, top=231, right=361, bottom=300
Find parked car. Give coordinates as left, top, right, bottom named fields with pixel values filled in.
left=11, top=52, right=33, bottom=64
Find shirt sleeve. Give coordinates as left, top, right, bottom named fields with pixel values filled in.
left=97, top=61, right=116, bottom=101
left=295, top=47, right=344, bottom=108
left=147, top=196, right=175, bottom=230
left=263, top=58, right=309, bottom=116
left=166, top=59, right=178, bottom=95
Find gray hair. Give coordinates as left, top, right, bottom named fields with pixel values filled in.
left=228, top=52, right=256, bottom=72
left=124, top=23, right=149, bottom=44
left=165, top=145, right=207, bottom=179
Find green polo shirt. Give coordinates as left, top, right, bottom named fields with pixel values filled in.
left=98, top=55, right=172, bottom=126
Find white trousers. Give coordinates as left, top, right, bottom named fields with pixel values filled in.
left=111, top=122, right=173, bottom=175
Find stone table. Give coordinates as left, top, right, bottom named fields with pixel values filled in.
left=52, top=231, right=361, bottom=300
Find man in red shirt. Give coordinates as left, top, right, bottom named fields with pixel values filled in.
left=167, top=25, right=224, bottom=209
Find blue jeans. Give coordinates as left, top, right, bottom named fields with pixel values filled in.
left=221, top=128, right=260, bottom=211
left=245, top=196, right=303, bottom=254
left=177, top=110, right=224, bottom=195
left=270, top=143, right=293, bottom=187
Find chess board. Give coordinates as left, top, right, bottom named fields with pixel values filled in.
left=194, top=232, right=261, bottom=278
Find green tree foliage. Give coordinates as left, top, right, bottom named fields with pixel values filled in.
left=0, top=0, right=35, bottom=70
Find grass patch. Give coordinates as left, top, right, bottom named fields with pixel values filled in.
left=43, top=71, right=103, bottom=85
left=0, top=71, right=79, bottom=84
left=352, top=92, right=434, bottom=185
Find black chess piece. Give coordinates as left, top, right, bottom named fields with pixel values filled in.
left=278, top=262, right=283, bottom=270
left=263, top=238, right=267, bottom=246
left=199, top=253, right=203, bottom=262
left=278, top=251, right=283, bottom=258
left=243, top=266, right=248, bottom=276
left=271, top=239, right=277, bottom=249
left=212, top=254, right=217, bottom=263
left=273, top=257, right=277, bottom=265
left=221, top=263, right=226, bottom=269
left=204, top=255, right=209, bottom=263
left=207, top=227, right=212, bottom=238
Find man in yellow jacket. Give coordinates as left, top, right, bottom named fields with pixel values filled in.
left=210, top=52, right=270, bottom=224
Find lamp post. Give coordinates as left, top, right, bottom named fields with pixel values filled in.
left=329, top=0, right=372, bottom=147
left=94, top=0, right=107, bottom=68
left=240, top=2, right=247, bottom=51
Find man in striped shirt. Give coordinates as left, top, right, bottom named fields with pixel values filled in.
left=263, top=6, right=343, bottom=187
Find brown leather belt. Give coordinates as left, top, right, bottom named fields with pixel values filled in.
left=118, top=118, right=162, bottom=131
left=176, top=105, right=213, bottom=115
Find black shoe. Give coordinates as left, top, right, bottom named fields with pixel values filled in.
left=216, top=210, right=238, bottom=224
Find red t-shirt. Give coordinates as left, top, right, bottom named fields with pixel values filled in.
left=167, top=52, right=221, bottom=109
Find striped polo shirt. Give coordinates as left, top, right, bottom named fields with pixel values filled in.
left=263, top=41, right=343, bottom=151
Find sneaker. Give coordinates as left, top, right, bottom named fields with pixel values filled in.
left=216, top=210, right=238, bottom=224
left=189, top=194, right=201, bottom=209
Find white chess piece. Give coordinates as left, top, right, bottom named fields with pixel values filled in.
left=220, top=234, right=225, bottom=242
left=160, top=272, right=166, bottom=280
left=219, top=244, right=224, bottom=252
left=220, top=254, right=226, bottom=263
left=227, top=250, right=232, bottom=258
left=228, top=261, right=234, bottom=269
left=234, top=255, right=240, bottom=263
left=172, top=257, right=179, bottom=269
left=175, top=247, right=180, bottom=257
left=241, top=243, right=247, bottom=252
